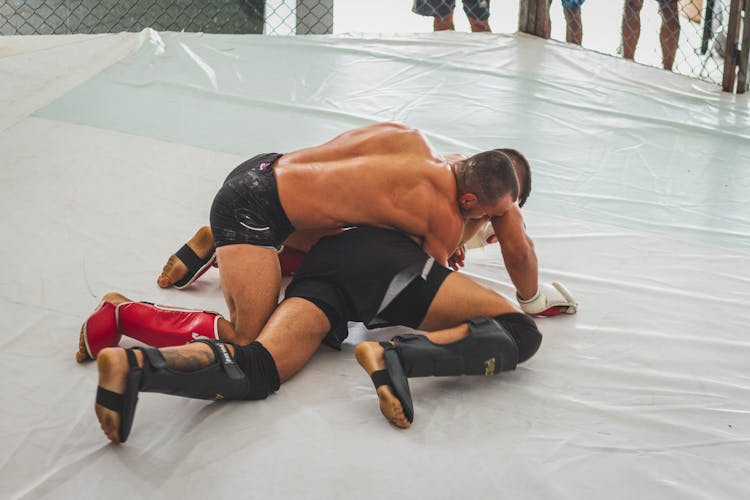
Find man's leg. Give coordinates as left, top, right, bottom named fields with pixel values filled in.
left=157, top=227, right=334, bottom=289
left=76, top=292, right=237, bottom=362
left=464, top=0, right=491, bottom=32
left=356, top=270, right=541, bottom=428
left=434, top=13, right=455, bottom=30
left=468, top=17, right=491, bottom=32
left=658, top=0, right=680, bottom=70
left=94, top=296, right=331, bottom=444
left=254, top=297, right=331, bottom=381
left=157, top=226, right=215, bottom=288
left=355, top=323, right=470, bottom=429
left=564, top=5, right=583, bottom=45
left=215, top=244, right=281, bottom=344
left=622, top=0, right=644, bottom=60
left=416, top=272, right=518, bottom=331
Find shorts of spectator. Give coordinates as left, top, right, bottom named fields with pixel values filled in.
left=412, top=0, right=490, bottom=21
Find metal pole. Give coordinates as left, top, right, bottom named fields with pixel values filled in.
left=701, top=0, right=716, bottom=55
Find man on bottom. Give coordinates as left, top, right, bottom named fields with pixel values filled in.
left=93, top=227, right=542, bottom=444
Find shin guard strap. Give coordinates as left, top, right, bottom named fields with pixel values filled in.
left=137, top=341, right=250, bottom=401
left=370, top=370, right=390, bottom=389
left=381, top=343, right=414, bottom=423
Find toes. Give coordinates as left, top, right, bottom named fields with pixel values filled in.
left=392, top=406, right=410, bottom=429
left=76, top=330, right=91, bottom=363
left=96, top=405, right=121, bottom=444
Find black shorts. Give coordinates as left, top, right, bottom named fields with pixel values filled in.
left=412, top=0, right=490, bottom=20
left=284, top=226, right=452, bottom=349
left=210, top=153, right=295, bottom=250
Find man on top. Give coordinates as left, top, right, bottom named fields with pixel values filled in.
left=155, top=122, right=519, bottom=346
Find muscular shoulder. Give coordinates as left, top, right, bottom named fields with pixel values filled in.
left=365, top=122, right=431, bottom=152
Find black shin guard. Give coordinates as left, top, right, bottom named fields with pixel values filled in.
left=492, top=312, right=542, bottom=363
left=374, top=316, right=531, bottom=424
left=391, top=316, right=521, bottom=378
left=137, top=339, right=251, bottom=401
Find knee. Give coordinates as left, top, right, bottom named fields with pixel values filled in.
left=494, top=313, right=542, bottom=363
left=232, top=341, right=281, bottom=400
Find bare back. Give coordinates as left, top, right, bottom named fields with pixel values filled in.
left=274, top=123, right=464, bottom=263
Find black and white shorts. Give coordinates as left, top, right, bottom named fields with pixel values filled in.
left=284, top=226, right=452, bottom=349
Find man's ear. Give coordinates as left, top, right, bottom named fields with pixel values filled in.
left=459, top=193, right=478, bottom=210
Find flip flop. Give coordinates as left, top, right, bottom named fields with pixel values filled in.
left=172, top=244, right=216, bottom=290
left=95, top=349, right=143, bottom=443
left=369, top=342, right=414, bottom=423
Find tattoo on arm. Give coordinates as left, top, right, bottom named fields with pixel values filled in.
left=163, top=348, right=215, bottom=372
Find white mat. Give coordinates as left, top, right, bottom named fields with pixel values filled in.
left=1, top=30, right=748, bottom=500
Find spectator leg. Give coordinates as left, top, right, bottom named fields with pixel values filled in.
left=659, top=1, right=681, bottom=70
left=563, top=6, right=582, bottom=45
left=622, top=0, right=644, bottom=60
left=468, top=16, right=491, bottom=32
left=434, top=13, right=455, bottom=31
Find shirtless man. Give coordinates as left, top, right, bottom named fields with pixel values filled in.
left=154, top=141, right=571, bottom=322
left=75, top=126, right=572, bottom=363
left=93, top=227, right=543, bottom=444
left=154, top=123, right=521, bottom=348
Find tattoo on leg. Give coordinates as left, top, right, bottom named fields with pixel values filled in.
left=163, top=348, right=215, bottom=372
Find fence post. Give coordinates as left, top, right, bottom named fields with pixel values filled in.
left=518, top=0, right=550, bottom=38
left=737, top=0, right=750, bottom=93
left=722, top=0, right=743, bottom=92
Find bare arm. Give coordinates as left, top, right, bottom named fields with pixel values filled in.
left=491, top=206, right=538, bottom=300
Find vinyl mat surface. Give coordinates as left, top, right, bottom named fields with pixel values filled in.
left=1, top=29, right=749, bottom=499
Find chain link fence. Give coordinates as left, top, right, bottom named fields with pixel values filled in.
left=542, top=0, right=743, bottom=88
left=0, top=0, right=332, bottom=35
left=1, top=0, right=746, bottom=90
left=619, top=0, right=736, bottom=86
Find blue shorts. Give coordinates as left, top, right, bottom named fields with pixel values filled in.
left=561, top=0, right=585, bottom=8
left=412, top=0, right=491, bottom=21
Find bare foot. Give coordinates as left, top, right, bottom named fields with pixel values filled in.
left=76, top=292, right=131, bottom=363
left=95, top=347, right=140, bottom=444
left=157, top=226, right=215, bottom=288
left=354, top=341, right=410, bottom=429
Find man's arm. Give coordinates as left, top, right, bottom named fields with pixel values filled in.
left=491, top=206, right=538, bottom=300
left=492, top=207, right=578, bottom=316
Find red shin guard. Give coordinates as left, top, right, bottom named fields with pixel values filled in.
left=82, top=300, right=122, bottom=358
left=116, top=302, right=221, bottom=348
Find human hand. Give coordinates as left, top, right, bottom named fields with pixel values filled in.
left=447, top=245, right=466, bottom=271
